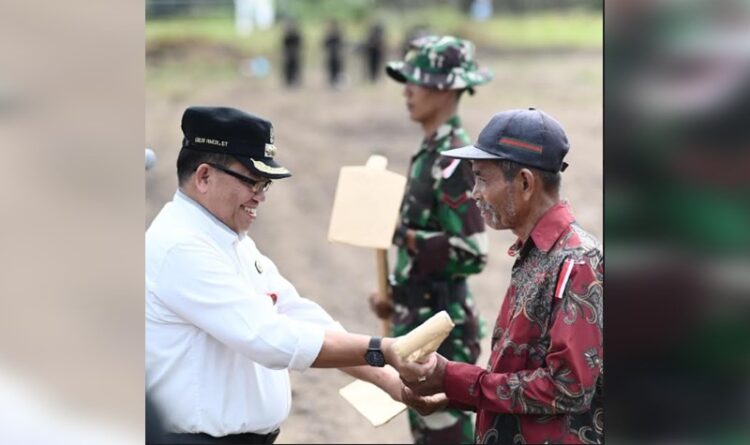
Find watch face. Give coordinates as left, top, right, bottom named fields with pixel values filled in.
left=366, top=350, right=385, bottom=367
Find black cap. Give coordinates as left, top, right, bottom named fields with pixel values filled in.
left=442, top=108, right=570, bottom=173
left=180, top=106, right=292, bottom=179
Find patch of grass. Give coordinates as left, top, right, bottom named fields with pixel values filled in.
left=146, top=15, right=275, bottom=55
left=466, top=11, right=602, bottom=49
left=146, top=8, right=601, bottom=90
left=146, top=59, right=239, bottom=97
left=377, top=8, right=602, bottom=50
left=146, top=8, right=602, bottom=54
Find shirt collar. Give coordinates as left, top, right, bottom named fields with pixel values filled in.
left=422, top=115, right=462, bottom=151
left=507, top=201, right=575, bottom=256
left=174, top=189, right=244, bottom=246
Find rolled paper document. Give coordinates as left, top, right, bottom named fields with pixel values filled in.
left=339, top=310, right=456, bottom=427
left=392, top=310, right=455, bottom=363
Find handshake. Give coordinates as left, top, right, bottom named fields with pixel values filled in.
left=364, top=311, right=454, bottom=417
left=384, top=344, right=451, bottom=416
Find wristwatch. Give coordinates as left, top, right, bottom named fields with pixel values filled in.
left=364, top=336, right=386, bottom=367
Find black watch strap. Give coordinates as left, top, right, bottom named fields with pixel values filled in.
left=368, top=336, right=382, bottom=350
left=365, top=336, right=385, bottom=367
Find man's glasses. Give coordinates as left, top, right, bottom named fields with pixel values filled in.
left=207, top=163, right=272, bottom=193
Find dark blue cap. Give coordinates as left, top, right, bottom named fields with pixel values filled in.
left=180, top=106, right=292, bottom=179
left=442, top=108, right=569, bottom=172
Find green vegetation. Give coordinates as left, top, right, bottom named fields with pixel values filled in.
left=147, top=7, right=601, bottom=55
left=146, top=6, right=601, bottom=93
left=462, top=11, right=602, bottom=49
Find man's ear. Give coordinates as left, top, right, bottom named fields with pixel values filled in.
left=194, top=164, right=212, bottom=193
left=518, top=168, right=536, bottom=198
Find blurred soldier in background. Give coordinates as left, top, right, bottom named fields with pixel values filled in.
left=369, top=35, right=493, bottom=444
left=323, top=20, right=345, bottom=88
left=281, top=19, right=303, bottom=87
left=361, top=22, right=385, bottom=83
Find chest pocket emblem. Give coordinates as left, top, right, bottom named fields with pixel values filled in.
left=255, top=259, right=263, bottom=274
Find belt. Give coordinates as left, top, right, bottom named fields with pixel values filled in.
left=392, top=278, right=467, bottom=308
left=158, top=428, right=280, bottom=444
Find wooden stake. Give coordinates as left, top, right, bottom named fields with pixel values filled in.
left=375, top=248, right=390, bottom=336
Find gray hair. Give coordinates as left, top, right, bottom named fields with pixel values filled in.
left=496, top=160, right=561, bottom=193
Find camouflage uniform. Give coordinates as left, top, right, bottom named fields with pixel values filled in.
left=385, top=36, right=493, bottom=444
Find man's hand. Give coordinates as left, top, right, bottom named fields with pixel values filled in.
left=381, top=338, right=437, bottom=383
left=380, top=366, right=404, bottom=402
left=338, top=365, right=403, bottom=403
left=368, top=292, right=394, bottom=319
left=401, top=385, right=449, bottom=416
left=400, top=352, right=448, bottom=396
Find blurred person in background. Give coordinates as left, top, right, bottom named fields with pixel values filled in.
left=361, top=22, right=385, bottom=83
left=401, top=108, right=604, bottom=445
left=323, top=19, right=345, bottom=89
left=281, top=19, right=303, bottom=87
left=368, top=35, right=493, bottom=444
left=145, top=106, right=433, bottom=444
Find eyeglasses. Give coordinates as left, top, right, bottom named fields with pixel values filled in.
left=207, top=163, right=272, bottom=193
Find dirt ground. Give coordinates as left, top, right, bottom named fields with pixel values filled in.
left=146, top=51, right=602, bottom=444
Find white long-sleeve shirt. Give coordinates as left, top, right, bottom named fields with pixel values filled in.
left=146, top=190, right=343, bottom=436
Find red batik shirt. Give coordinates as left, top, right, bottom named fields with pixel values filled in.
left=444, top=202, right=604, bottom=444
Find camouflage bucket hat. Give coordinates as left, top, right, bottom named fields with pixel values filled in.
left=386, top=35, right=493, bottom=93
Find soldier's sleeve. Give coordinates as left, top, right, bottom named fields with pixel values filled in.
left=410, top=158, right=488, bottom=277
left=443, top=259, right=604, bottom=415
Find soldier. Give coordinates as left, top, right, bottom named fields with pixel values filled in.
left=368, top=35, right=494, bottom=444
left=281, top=19, right=303, bottom=87
left=323, top=20, right=345, bottom=88
left=362, top=22, right=385, bottom=83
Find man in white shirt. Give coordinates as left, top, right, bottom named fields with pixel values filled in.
left=146, top=106, right=432, bottom=444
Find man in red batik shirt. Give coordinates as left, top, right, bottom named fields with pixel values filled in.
left=399, top=108, right=604, bottom=444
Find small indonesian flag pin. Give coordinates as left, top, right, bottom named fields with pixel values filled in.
left=555, top=258, right=575, bottom=299
left=267, top=292, right=278, bottom=305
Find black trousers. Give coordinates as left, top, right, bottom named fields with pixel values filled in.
left=153, top=429, right=280, bottom=445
